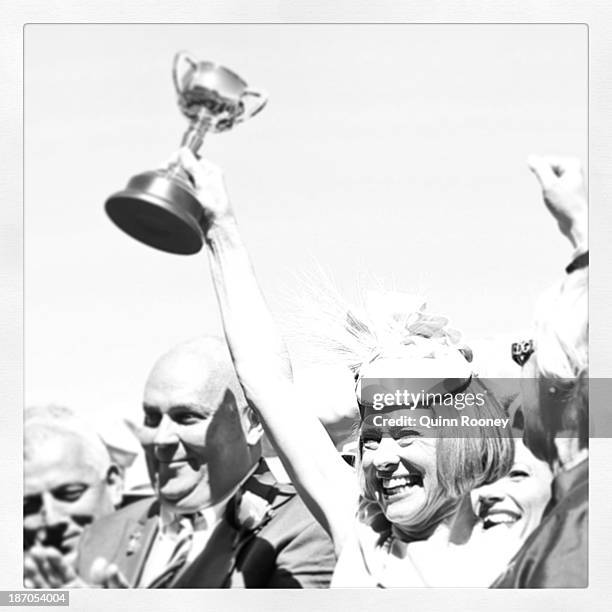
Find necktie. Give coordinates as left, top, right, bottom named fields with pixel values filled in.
left=146, top=515, right=195, bottom=588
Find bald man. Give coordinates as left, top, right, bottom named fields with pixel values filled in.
left=75, top=337, right=335, bottom=588
left=24, top=405, right=123, bottom=588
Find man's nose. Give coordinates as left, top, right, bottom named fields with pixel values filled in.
left=41, top=493, right=68, bottom=528
left=372, top=438, right=401, bottom=472
left=153, top=415, right=180, bottom=447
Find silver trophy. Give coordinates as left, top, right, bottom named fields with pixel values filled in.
left=105, top=51, right=267, bottom=254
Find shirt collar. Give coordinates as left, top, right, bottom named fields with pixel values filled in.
left=158, top=461, right=261, bottom=534
left=159, top=498, right=228, bottom=535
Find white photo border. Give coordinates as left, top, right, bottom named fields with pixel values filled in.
left=4, top=2, right=612, bottom=610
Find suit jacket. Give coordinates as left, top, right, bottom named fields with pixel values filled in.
left=491, top=459, right=588, bottom=588
left=77, top=461, right=336, bottom=588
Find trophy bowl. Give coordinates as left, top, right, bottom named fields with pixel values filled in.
left=105, top=52, right=267, bottom=255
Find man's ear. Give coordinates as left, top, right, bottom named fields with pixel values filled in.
left=105, top=465, right=125, bottom=508
left=244, top=406, right=264, bottom=446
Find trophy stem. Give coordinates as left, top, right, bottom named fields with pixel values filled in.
left=180, top=115, right=212, bottom=155
left=166, top=109, right=212, bottom=182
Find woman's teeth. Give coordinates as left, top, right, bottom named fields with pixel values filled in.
left=482, top=512, right=521, bottom=529
left=381, top=474, right=423, bottom=495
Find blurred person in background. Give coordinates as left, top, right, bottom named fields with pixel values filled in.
left=493, top=155, right=588, bottom=587
left=97, top=418, right=153, bottom=506
left=23, top=405, right=124, bottom=588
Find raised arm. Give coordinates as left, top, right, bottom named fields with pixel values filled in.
left=178, top=149, right=357, bottom=550
left=527, top=155, right=588, bottom=258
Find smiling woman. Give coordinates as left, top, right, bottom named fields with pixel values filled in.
left=313, top=296, right=514, bottom=586
left=470, top=438, right=552, bottom=537
left=357, top=378, right=513, bottom=542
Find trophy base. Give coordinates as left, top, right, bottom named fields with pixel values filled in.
left=105, top=170, right=205, bottom=255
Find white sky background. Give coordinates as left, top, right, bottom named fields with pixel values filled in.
left=25, top=24, right=586, bottom=430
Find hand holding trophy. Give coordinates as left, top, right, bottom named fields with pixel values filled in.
left=105, top=51, right=267, bottom=254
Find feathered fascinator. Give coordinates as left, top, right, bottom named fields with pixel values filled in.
left=286, top=278, right=469, bottom=378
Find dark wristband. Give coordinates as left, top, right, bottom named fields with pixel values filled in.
left=566, top=250, right=589, bottom=274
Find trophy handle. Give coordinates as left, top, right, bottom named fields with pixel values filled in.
left=172, top=51, right=198, bottom=95
left=236, top=88, right=268, bottom=123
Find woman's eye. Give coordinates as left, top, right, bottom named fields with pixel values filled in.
left=361, top=438, right=380, bottom=450
left=393, top=429, right=421, bottom=447
left=509, top=469, right=530, bottom=480
left=397, top=436, right=416, bottom=447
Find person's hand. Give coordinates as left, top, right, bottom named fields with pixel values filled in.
left=527, top=155, right=587, bottom=252
left=89, top=558, right=130, bottom=588
left=174, top=147, right=233, bottom=228
left=24, top=545, right=87, bottom=589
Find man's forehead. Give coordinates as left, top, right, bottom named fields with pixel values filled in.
left=28, top=430, right=86, bottom=458
left=144, top=354, right=242, bottom=411
left=144, top=376, right=233, bottom=413
left=25, top=439, right=102, bottom=491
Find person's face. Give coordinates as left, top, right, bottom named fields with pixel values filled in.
left=470, top=439, right=553, bottom=542
left=23, top=433, right=118, bottom=562
left=141, top=359, right=258, bottom=514
left=360, top=421, right=438, bottom=527
left=357, top=356, right=442, bottom=527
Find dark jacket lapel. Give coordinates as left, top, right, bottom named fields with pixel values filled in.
left=173, top=460, right=291, bottom=588
left=116, top=501, right=160, bottom=587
